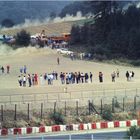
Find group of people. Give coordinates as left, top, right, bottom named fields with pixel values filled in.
left=59, top=72, right=93, bottom=84
left=17, top=68, right=135, bottom=87
left=18, top=71, right=58, bottom=87
left=126, top=71, right=135, bottom=81
left=0, top=65, right=10, bottom=74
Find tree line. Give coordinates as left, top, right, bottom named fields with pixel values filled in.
left=70, top=2, right=140, bottom=64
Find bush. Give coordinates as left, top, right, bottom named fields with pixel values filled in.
left=127, top=126, right=140, bottom=139
left=49, top=112, right=65, bottom=125
left=16, top=29, right=30, bottom=46
left=130, top=60, right=140, bottom=66
left=1, top=19, right=14, bottom=28
left=102, top=106, right=113, bottom=121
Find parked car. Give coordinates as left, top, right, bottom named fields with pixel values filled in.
left=57, top=48, right=73, bottom=55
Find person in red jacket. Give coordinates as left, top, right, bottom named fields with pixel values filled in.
left=34, top=74, right=38, bottom=85
left=7, top=65, right=10, bottom=74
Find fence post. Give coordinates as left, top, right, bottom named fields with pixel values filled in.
left=123, top=97, right=125, bottom=112
left=34, top=94, right=36, bottom=103
left=112, top=98, right=115, bottom=113
left=14, top=104, right=17, bottom=121
left=10, top=95, right=12, bottom=104
left=65, top=101, right=66, bottom=116
left=22, top=95, right=24, bottom=103
left=41, top=103, right=43, bottom=120
left=88, top=100, right=91, bottom=115
left=134, top=96, right=136, bottom=111
left=27, top=103, right=30, bottom=120
left=54, top=102, right=56, bottom=114
left=1, top=105, right=3, bottom=122
left=100, top=99, right=103, bottom=114
left=76, top=101, right=78, bottom=116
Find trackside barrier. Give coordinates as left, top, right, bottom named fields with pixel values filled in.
left=8, top=128, right=14, bottom=135
left=120, top=121, right=127, bottom=127
left=32, top=127, right=39, bottom=134
left=45, top=126, right=52, bottom=132
left=137, top=119, right=140, bottom=126
left=84, top=124, right=89, bottom=130
left=52, top=125, right=60, bottom=132
left=100, top=122, right=108, bottom=128
left=66, top=124, right=73, bottom=130
left=27, top=127, right=32, bottom=134
left=96, top=122, right=101, bottom=129
left=108, top=122, right=114, bottom=128
left=114, top=121, right=120, bottom=127
left=21, top=128, right=27, bottom=135
left=131, top=120, right=137, bottom=126
left=79, top=123, right=84, bottom=130
left=126, top=120, right=131, bottom=127
left=59, top=125, right=66, bottom=131
left=13, top=128, right=18, bottom=135
left=1, top=128, right=8, bottom=135
left=39, top=126, right=45, bottom=133
left=91, top=123, right=96, bottom=129
left=87, top=123, right=92, bottom=130
left=72, top=124, right=79, bottom=131
left=1, top=119, right=140, bottom=136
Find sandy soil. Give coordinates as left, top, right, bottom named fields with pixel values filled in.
left=0, top=45, right=140, bottom=99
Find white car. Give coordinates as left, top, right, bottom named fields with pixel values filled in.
left=57, top=48, right=73, bottom=55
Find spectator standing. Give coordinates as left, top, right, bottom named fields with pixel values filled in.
left=90, top=72, right=93, bottom=83
left=126, top=71, right=129, bottom=81
left=1, top=66, right=4, bottom=73
left=6, top=65, right=10, bottom=74
left=57, top=57, right=60, bottom=65
left=111, top=72, right=116, bottom=82
left=99, top=72, right=103, bottom=82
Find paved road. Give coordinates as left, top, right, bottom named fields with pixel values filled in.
left=17, top=132, right=128, bottom=140
left=0, top=128, right=129, bottom=140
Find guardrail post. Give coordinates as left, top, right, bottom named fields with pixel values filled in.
left=123, top=97, right=125, bottom=112
left=76, top=101, right=78, bottom=116
left=54, top=102, right=56, bottom=114
left=14, top=104, right=17, bottom=121
left=88, top=100, right=91, bottom=115
left=100, top=99, right=103, bottom=114
left=112, top=98, right=115, bottom=113
left=41, top=103, right=43, bottom=120
left=22, top=95, right=24, bottom=103
left=10, top=95, right=12, bottom=104
left=1, top=105, right=3, bottom=121
left=65, top=101, right=66, bottom=116
left=134, top=96, right=136, bottom=111
left=27, top=103, right=30, bottom=120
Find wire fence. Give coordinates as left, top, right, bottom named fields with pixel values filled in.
left=0, top=88, right=140, bottom=122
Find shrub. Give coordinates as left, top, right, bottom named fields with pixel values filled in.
left=130, top=60, right=140, bottom=66
left=49, top=112, right=65, bottom=125
left=102, top=106, right=113, bottom=121
left=16, top=29, right=30, bottom=46
left=127, top=126, right=140, bottom=139
left=1, top=19, right=14, bottom=28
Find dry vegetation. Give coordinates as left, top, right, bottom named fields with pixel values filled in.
left=0, top=21, right=74, bottom=36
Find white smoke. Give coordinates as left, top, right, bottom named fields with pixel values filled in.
left=0, top=43, right=55, bottom=56
left=1, top=11, right=86, bottom=31
left=0, top=43, right=14, bottom=56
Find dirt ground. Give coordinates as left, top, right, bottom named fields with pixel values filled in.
left=0, top=45, right=140, bottom=97
left=0, top=45, right=140, bottom=128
